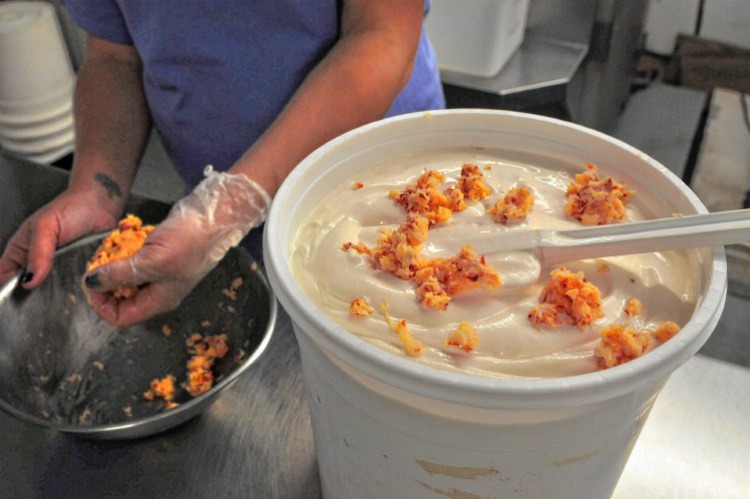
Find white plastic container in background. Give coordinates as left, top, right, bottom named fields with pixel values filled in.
left=0, top=110, right=73, bottom=141
left=425, top=0, right=530, bottom=77
left=22, top=141, right=74, bottom=164
left=0, top=126, right=73, bottom=155
left=0, top=1, right=75, bottom=105
left=0, top=95, right=72, bottom=127
left=0, top=78, right=74, bottom=120
left=264, top=110, right=727, bottom=499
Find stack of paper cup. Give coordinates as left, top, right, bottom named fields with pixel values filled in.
left=0, top=1, right=75, bottom=164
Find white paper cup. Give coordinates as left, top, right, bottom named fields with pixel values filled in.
left=0, top=109, right=73, bottom=140
left=22, top=141, right=73, bottom=164
left=0, top=94, right=72, bottom=127
left=0, top=2, right=75, bottom=104
left=264, top=110, right=727, bottom=499
left=0, top=77, right=74, bottom=120
left=0, top=125, right=73, bottom=155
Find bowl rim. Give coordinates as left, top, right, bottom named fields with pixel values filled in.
left=0, top=233, right=278, bottom=438
left=264, top=108, right=728, bottom=410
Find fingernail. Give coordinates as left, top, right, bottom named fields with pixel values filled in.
left=85, top=272, right=101, bottom=289
left=21, top=271, right=34, bottom=284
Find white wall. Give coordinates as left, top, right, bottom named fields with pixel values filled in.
left=644, top=0, right=750, bottom=54
left=700, top=0, right=750, bottom=50
left=643, top=0, right=700, bottom=54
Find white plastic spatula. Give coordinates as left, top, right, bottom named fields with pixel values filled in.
left=458, top=208, right=750, bottom=288
left=470, top=208, right=750, bottom=265
left=471, top=208, right=750, bottom=265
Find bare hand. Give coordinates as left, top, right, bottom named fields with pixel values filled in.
left=0, top=188, right=118, bottom=289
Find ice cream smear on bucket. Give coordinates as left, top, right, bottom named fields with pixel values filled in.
left=290, top=149, right=700, bottom=379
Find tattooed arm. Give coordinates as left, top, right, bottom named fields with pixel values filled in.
left=69, top=35, right=151, bottom=216
left=0, top=36, right=150, bottom=288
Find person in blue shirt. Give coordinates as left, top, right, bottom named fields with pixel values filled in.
left=0, top=1, right=445, bottom=327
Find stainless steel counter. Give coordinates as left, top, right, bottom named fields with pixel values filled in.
left=0, top=307, right=321, bottom=498
left=614, top=356, right=750, bottom=498
left=440, top=36, right=588, bottom=102
left=2, top=310, right=747, bottom=498
left=1, top=153, right=748, bottom=498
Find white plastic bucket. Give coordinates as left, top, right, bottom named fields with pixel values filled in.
left=425, top=0, right=530, bottom=77
left=264, top=110, right=727, bottom=498
left=0, top=2, right=75, bottom=104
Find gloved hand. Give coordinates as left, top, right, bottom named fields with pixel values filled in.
left=0, top=188, right=119, bottom=288
left=83, top=166, right=271, bottom=327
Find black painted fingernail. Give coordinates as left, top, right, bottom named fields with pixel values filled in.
left=85, top=272, right=101, bottom=289
left=21, top=271, right=34, bottom=284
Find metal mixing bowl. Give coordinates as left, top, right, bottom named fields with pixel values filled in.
left=0, top=234, right=276, bottom=439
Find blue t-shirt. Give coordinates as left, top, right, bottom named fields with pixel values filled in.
left=61, top=0, right=446, bottom=190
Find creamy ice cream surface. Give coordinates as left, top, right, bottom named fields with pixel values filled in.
left=290, top=148, right=701, bottom=379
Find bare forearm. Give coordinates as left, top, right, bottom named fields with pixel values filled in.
left=69, top=37, right=152, bottom=217
left=230, top=0, right=424, bottom=196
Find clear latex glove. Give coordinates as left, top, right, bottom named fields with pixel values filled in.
left=84, top=166, right=271, bottom=327
left=0, top=188, right=119, bottom=289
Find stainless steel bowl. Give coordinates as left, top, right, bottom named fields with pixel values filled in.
left=0, top=234, right=276, bottom=439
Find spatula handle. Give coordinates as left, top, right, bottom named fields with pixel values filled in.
left=539, top=209, right=750, bottom=265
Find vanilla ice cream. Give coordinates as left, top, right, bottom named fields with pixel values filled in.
left=290, top=148, right=701, bottom=379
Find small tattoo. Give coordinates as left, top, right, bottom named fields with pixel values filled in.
left=94, top=173, right=122, bottom=199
